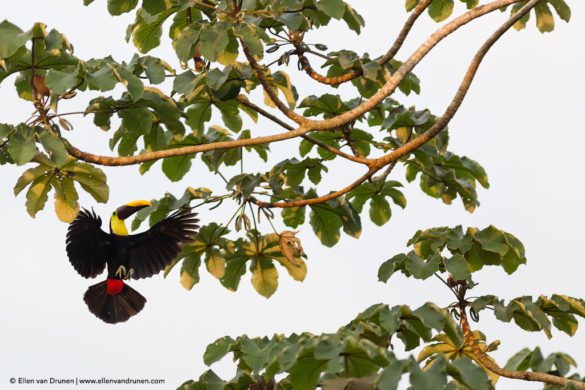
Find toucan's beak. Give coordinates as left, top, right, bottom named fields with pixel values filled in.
left=116, top=200, right=151, bottom=220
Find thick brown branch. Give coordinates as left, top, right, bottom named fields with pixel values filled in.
left=298, top=0, right=432, bottom=86
left=459, top=308, right=585, bottom=389
left=66, top=125, right=311, bottom=166
left=372, top=0, right=538, bottom=169
left=235, top=95, right=369, bottom=165
left=66, top=0, right=517, bottom=168
left=247, top=0, right=536, bottom=209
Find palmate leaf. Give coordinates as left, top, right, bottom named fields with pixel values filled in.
left=163, top=222, right=228, bottom=288
left=13, top=153, right=109, bottom=222
left=186, top=302, right=479, bottom=390
left=378, top=225, right=526, bottom=283
left=348, top=180, right=406, bottom=227
left=0, top=20, right=32, bottom=58
left=107, top=0, right=139, bottom=15
left=504, top=347, right=579, bottom=378
left=7, top=124, right=38, bottom=166
left=131, top=7, right=176, bottom=53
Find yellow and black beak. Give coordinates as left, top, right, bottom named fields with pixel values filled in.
left=116, top=200, right=151, bottom=220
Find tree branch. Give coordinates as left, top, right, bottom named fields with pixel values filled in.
left=306, top=0, right=522, bottom=131
left=243, top=0, right=537, bottom=209
left=298, top=0, right=432, bottom=86
left=65, top=0, right=517, bottom=168
left=235, top=95, right=369, bottom=165
left=459, top=307, right=585, bottom=389
left=65, top=125, right=313, bottom=166
left=371, top=0, right=538, bottom=169
left=250, top=167, right=379, bottom=208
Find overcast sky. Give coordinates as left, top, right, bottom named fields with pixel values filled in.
left=1, top=1, right=584, bottom=389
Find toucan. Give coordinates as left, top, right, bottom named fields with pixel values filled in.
left=65, top=200, right=199, bottom=324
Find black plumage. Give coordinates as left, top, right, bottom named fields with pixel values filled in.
left=66, top=208, right=198, bottom=324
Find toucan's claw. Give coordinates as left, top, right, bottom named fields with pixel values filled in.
left=115, top=265, right=127, bottom=279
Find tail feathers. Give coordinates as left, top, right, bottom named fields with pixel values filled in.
left=83, top=279, right=146, bottom=324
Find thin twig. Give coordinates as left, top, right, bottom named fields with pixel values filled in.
left=297, top=0, right=432, bottom=86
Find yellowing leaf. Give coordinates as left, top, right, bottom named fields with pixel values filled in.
left=251, top=261, right=278, bottom=298
left=52, top=177, right=80, bottom=223
left=207, top=252, right=226, bottom=279
left=180, top=255, right=201, bottom=290
left=280, top=257, right=307, bottom=282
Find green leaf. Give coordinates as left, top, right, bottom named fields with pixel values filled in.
left=343, top=4, right=365, bottom=33
left=66, top=162, right=109, bottom=203
left=405, top=252, right=441, bottom=280
left=309, top=203, right=342, bottom=247
left=173, top=70, right=198, bottom=95
left=377, top=359, right=405, bottom=389
left=205, top=68, right=229, bottom=91
left=173, top=25, right=200, bottom=62
left=199, top=24, right=229, bottom=62
left=221, top=249, right=250, bottom=292
left=45, top=67, right=80, bottom=95
left=504, top=348, right=532, bottom=371
left=413, top=303, right=461, bottom=345
left=162, top=154, right=194, bottom=182
left=119, top=107, right=152, bottom=133
left=0, top=20, right=32, bottom=58
left=132, top=8, right=174, bottom=53
left=87, top=67, right=117, bottom=91
left=107, top=0, right=139, bottom=15
left=378, top=254, right=407, bottom=283
left=8, top=125, right=38, bottom=165
left=409, top=355, right=447, bottom=390
left=450, top=357, right=491, bottom=390
left=38, top=131, right=69, bottom=166
left=474, top=225, right=509, bottom=256
left=25, top=171, right=54, bottom=218
left=203, top=337, right=235, bottom=366
left=445, top=254, right=470, bottom=281
left=316, top=0, right=346, bottom=19
left=369, top=195, right=391, bottom=226
left=289, top=355, right=327, bottom=390
left=428, top=0, right=454, bottom=22
left=282, top=206, right=306, bottom=229
left=14, top=164, right=50, bottom=196
left=234, top=24, right=263, bottom=56
left=186, top=103, right=212, bottom=135
left=548, top=0, right=571, bottom=22
left=113, top=66, right=144, bottom=101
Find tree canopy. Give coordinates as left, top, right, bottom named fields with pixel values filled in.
left=0, top=0, right=582, bottom=388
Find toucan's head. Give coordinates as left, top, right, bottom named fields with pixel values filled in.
left=114, top=200, right=152, bottom=220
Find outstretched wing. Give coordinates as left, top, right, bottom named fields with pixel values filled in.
left=66, top=209, right=111, bottom=278
left=126, top=210, right=199, bottom=279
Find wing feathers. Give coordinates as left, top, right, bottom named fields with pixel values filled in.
left=66, top=209, right=110, bottom=279
left=127, top=210, right=199, bottom=279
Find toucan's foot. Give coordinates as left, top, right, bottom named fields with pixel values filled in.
left=115, top=265, right=126, bottom=279
left=115, top=265, right=127, bottom=279
left=115, top=265, right=134, bottom=280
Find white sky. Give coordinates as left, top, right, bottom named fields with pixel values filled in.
left=1, top=1, right=584, bottom=389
